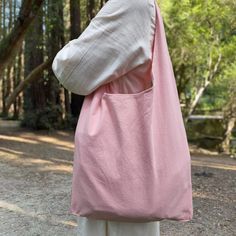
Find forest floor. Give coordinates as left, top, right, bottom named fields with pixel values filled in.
left=0, top=119, right=235, bottom=236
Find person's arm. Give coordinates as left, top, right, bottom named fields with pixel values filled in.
left=52, top=0, right=153, bottom=96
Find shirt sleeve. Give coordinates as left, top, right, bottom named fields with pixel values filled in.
left=52, top=0, right=153, bottom=96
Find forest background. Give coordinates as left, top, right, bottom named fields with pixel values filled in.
left=0, top=0, right=235, bottom=155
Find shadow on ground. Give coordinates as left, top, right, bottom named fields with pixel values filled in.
left=0, top=121, right=235, bottom=236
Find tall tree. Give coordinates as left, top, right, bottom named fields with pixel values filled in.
left=22, top=6, right=46, bottom=128
left=161, top=0, right=236, bottom=122
left=1, top=0, right=7, bottom=115
left=44, top=0, right=64, bottom=127
left=87, top=0, right=95, bottom=25
left=70, top=0, right=84, bottom=119
left=3, top=0, right=14, bottom=116
left=220, top=64, right=236, bottom=153
left=0, top=0, right=44, bottom=78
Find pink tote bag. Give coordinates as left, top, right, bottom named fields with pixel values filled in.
left=69, top=2, right=193, bottom=223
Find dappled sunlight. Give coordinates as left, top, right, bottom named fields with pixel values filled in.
left=0, top=147, right=25, bottom=156
left=53, top=145, right=74, bottom=152
left=38, top=165, right=72, bottom=173
left=0, top=149, right=72, bottom=174
left=50, top=157, right=73, bottom=165
left=0, top=148, right=54, bottom=165
left=191, top=159, right=236, bottom=171
left=18, top=132, right=74, bottom=148
left=0, top=133, right=74, bottom=152
left=0, top=131, right=74, bottom=171
left=0, top=134, right=39, bottom=144
left=0, top=200, right=25, bottom=214
left=0, top=129, right=235, bottom=235
left=31, top=135, right=74, bottom=149
left=0, top=0, right=235, bottom=233
left=193, top=191, right=218, bottom=201
left=57, top=131, right=74, bottom=137
left=0, top=200, right=77, bottom=227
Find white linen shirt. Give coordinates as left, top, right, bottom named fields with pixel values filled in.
left=52, top=0, right=156, bottom=96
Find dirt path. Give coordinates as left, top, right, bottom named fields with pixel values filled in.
left=0, top=123, right=235, bottom=236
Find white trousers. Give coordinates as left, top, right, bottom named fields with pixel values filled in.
left=76, top=216, right=160, bottom=236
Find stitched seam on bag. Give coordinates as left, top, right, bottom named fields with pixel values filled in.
left=102, top=85, right=153, bottom=100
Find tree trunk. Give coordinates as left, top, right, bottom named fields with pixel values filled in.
left=220, top=91, right=236, bottom=154
left=185, top=53, right=222, bottom=123
left=221, top=117, right=236, bottom=154
left=44, top=0, right=64, bottom=128
left=2, top=0, right=13, bottom=117
left=1, top=0, right=7, bottom=116
left=87, top=0, right=95, bottom=25
left=70, top=0, right=84, bottom=119
left=22, top=5, right=46, bottom=128
left=6, top=59, right=53, bottom=113
left=13, top=47, right=23, bottom=119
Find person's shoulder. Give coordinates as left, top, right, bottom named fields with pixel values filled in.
left=94, top=0, right=152, bottom=17
left=130, top=0, right=153, bottom=9
left=116, top=0, right=152, bottom=12
left=90, top=0, right=155, bottom=34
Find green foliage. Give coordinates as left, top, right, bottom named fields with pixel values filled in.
left=161, top=0, right=236, bottom=114
left=204, top=61, right=236, bottom=112
left=187, top=118, right=224, bottom=148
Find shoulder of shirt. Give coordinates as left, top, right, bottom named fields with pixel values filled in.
left=92, top=0, right=153, bottom=19
left=124, top=0, right=153, bottom=11
left=103, top=0, right=151, bottom=8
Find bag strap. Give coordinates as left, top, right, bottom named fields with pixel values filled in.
left=151, top=1, right=176, bottom=89
left=151, top=1, right=184, bottom=127
left=150, top=2, right=157, bottom=73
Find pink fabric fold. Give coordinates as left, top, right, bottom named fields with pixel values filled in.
left=69, top=1, right=193, bottom=223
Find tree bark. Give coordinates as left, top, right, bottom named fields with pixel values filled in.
left=22, top=5, right=46, bottom=128
left=220, top=90, right=236, bottom=153
left=87, top=0, right=95, bottom=25
left=185, top=53, right=222, bottom=123
left=221, top=117, right=236, bottom=154
left=70, top=0, right=84, bottom=119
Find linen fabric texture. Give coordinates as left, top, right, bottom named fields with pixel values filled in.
left=76, top=217, right=160, bottom=236
left=52, top=0, right=156, bottom=96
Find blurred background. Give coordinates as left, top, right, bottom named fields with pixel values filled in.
left=0, top=0, right=235, bottom=155
left=0, top=1, right=235, bottom=235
